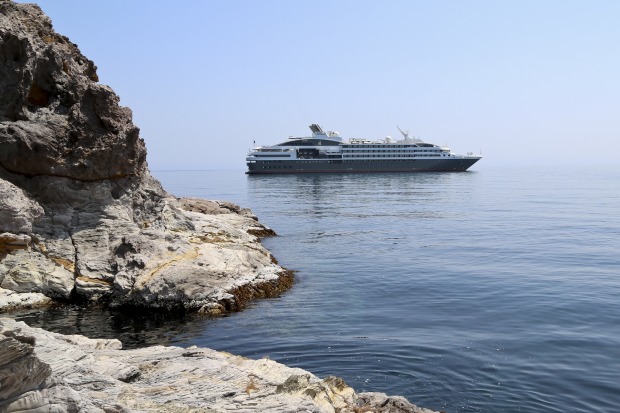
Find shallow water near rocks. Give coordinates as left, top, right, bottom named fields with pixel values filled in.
left=15, top=165, right=620, bottom=413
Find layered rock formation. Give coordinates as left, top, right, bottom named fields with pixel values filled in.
left=0, top=318, right=437, bottom=413
left=0, top=1, right=290, bottom=313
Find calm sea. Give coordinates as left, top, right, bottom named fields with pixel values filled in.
left=15, top=166, right=620, bottom=413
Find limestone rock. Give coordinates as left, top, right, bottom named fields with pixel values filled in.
left=0, top=232, right=31, bottom=263
left=0, top=2, right=290, bottom=312
left=0, top=287, right=52, bottom=310
left=0, top=318, right=438, bottom=413
left=179, top=197, right=256, bottom=218
left=0, top=331, right=51, bottom=403
left=0, top=178, right=43, bottom=235
left=0, top=2, right=145, bottom=181
left=0, top=249, right=74, bottom=298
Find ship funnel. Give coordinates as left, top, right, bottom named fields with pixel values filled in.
left=397, top=126, right=410, bottom=140
left=309, top=124, right=325, bottom=134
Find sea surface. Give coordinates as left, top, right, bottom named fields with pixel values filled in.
left=15, top=166, right=620, bottom=413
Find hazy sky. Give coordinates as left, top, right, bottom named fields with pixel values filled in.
left=20, top=1, right=620, bottom=170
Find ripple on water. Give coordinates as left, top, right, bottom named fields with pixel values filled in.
left=14, top=167, right=620, bottom=413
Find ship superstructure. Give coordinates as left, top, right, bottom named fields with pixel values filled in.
left=246, top=124, right=481, bottom=174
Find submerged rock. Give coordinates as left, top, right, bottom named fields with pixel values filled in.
left=0, top=318, right=437, bottom=413
left=0, top=1, right=289, bottom=312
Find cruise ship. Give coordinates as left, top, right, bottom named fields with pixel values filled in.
left=246, top=124, right=481, bottom=174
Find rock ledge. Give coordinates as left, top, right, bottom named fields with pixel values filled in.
left=0, top=318, right=438, bottom=413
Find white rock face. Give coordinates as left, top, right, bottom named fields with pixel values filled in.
left=0, top=174, right=289, bottom=312
left=0, top=287, right=52, bottom=311
left=0, top=179, right=44, bottom=235
left=0, top=318, right=438, bottom=413
left=0, top=249, right=74, bottom=298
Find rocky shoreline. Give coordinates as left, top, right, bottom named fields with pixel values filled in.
left=0, top=318, right=436, bottom=413
left=0, top=2, right=437, bottom=412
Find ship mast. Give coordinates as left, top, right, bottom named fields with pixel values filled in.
left=397, top=126, right=411, bottom=140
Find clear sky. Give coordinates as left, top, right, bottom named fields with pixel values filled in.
left=18, top=1, right=620, bottom=170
